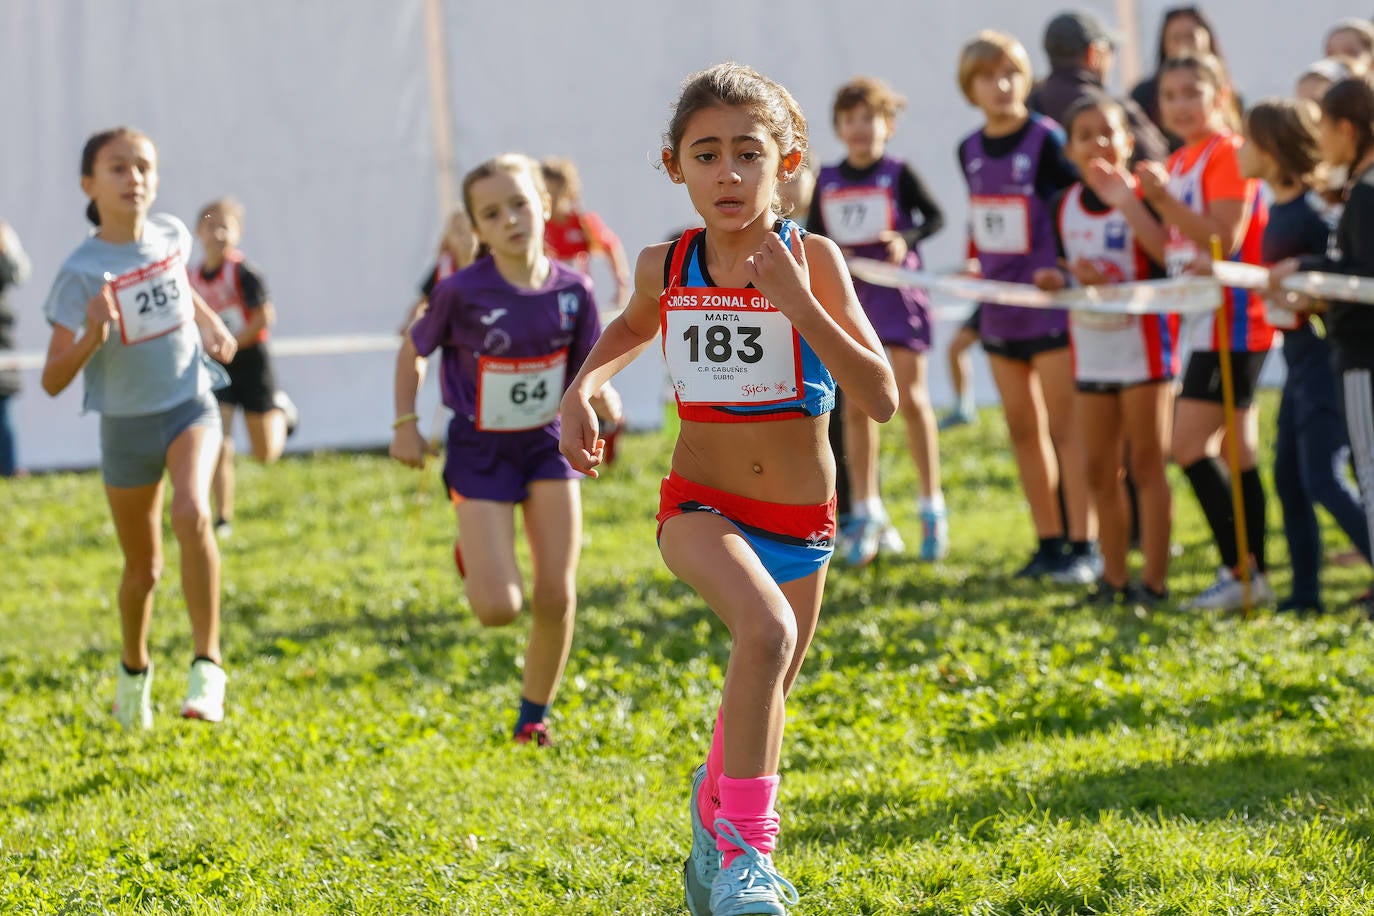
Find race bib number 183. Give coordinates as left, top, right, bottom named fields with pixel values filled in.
left=662, top=289, right=802, bottom=406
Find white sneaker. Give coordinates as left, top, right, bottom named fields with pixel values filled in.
left=113, top=662, right=154, bottom=730
left=181, top=659, right=227, bottom=722
left=878, top=524, right=906, bottom=555
left=1185, top=567, right=1275, bottom=611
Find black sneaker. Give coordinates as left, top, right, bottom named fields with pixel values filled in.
left=1015, top=548, right=1058, bottom=579
left=1084, top=580, right=1126, bottom=607
left=1124, top=581, right=1169, bottom=610
left=1276, top=596, right=1324, bottom=617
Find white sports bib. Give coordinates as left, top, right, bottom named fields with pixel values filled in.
left=475, top=349, right=567, bottom=431
left=970, top=195, right=1031, bottom=254
left=820, top=187, right=893, bottom=246
left=662, top=288, right=802, bottom=406
left=109, top=252, right=193, bottom=345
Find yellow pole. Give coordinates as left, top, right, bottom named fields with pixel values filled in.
left=1211, top=236, right=1252, bottom=618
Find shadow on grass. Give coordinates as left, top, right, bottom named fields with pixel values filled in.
left=788, top=744, right=1374, bottom=848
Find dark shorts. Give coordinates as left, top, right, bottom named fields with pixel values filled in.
left=100, top=392, right=221, bottom=488
left=1076, top=377, right=1174, bottom=396
left=853, top=279, right=932, bottom=353
left=961, top=305, right=983, bottom=335
left=655, top=470, right=836, bottom=585
left=982, top=330, right=1070, bottom=363
left=214, top=345, right=278, bottom=413
left=1178, top=350, right=1268, bottom=408
left=443, top=413, right=578, bottom=503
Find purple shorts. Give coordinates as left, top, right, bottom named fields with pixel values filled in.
left=853, top=279, right=932, bottom=353
left=443, top=414, right=578, bottom=503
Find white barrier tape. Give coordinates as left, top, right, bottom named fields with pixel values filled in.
left=853, top=257, right=1374, bottom=312
left=849, top=258, right=1222, bottom=314
left=1282, top=271, right=1374, bottom=304
left=0, top=333, right=404, bottom=373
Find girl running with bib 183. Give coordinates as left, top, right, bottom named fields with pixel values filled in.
left=40, top=127, right=238, bottom=729
left=391, top=153, right=619, bottom=746
left=560, top=63, right=896, bottom=916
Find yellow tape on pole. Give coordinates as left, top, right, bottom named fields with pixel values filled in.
left=1211, top=237, right=1253, bottom=618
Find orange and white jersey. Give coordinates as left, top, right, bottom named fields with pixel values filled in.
left=1057, top=183, right=1181, bottom=385
left=1165, top=131, right=1273, bottom=353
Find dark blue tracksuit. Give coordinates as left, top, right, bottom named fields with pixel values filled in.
left=1275, top=322, right=1372, bottom=605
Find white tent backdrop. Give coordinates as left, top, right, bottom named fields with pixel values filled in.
left=2, top=0, right=1354, bottom=470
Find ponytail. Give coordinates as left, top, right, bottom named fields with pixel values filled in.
left=79, top=126, right=154, bottom=228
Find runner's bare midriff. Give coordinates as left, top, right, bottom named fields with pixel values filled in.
left=671, top=415, right=834, bottom=505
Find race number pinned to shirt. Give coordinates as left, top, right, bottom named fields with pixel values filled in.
left=970, top=195, right=1030, bottom=255
left=662, top=288, right=803, bottom=406
left=1164, top=229, right=1198, bottom=279
left=108, top=252, right=193, bottom=345
left=475, top=349, right=567, bottom=431
left=820, top=187, right=894, bottom=246
left=217, top=305, right=246, bottom=336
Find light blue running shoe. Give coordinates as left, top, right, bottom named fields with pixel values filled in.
left=842, top=516, right=883, bottom=568
left=684, top=765, right=719, bottom=916
left=918, top=505, right=949, bottom=562
left=709, top=817, right=799, bottom=916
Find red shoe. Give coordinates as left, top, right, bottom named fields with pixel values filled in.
left=601, top=425, right=619, bottom=466
left=513, top=722, right=553, bottom=746
left=453, top=542, right=466, bottom=578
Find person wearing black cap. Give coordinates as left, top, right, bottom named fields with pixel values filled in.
left=1029, top=10, right=1169, bottom=166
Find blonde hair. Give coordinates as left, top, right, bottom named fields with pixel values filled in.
left=832, top=76, right=907, bottom=126
left=197, top=196, right=244, bottom=224
left=460, top=153, right=549, bottom=218
left=540, top=156, right=582, bottom=203
left=957, top=31, right=1033, bottom=105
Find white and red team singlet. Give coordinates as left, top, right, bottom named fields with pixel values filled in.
left=1056, top=183, right=1180, bottom=386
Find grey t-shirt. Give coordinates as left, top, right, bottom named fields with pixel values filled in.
left=44, top=213, right=225, bottom=416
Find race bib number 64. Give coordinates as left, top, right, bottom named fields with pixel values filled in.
left=109, top=252, right=193, bottom=345
left=476, top=349, right=568, bottom=431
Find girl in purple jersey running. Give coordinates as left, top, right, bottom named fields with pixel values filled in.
left=391, top=153, right=619, bottom=747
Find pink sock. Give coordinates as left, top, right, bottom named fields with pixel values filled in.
left=696, top=707, right=725, bottom=831
left=715, top=773, right=781, bottom=867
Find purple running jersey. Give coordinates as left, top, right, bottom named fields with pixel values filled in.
left=958, top=115, right=1068, bottom=343
left=817, top=157, right=932, bottom=351
left=409, top=254, right=602, bottom=437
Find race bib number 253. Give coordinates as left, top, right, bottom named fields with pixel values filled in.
left=108, top=252, right=193, bottom=345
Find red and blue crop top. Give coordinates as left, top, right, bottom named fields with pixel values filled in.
left=659, top=220, right=836, bottom=423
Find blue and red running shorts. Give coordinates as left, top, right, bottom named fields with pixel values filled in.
left=656, top=470, right=836, bottom=584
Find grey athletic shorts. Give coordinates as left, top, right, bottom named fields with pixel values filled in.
left=100, top=393, right=220, bottom=488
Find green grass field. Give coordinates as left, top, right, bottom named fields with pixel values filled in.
left=6, top=396, right=1374, bottom=915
